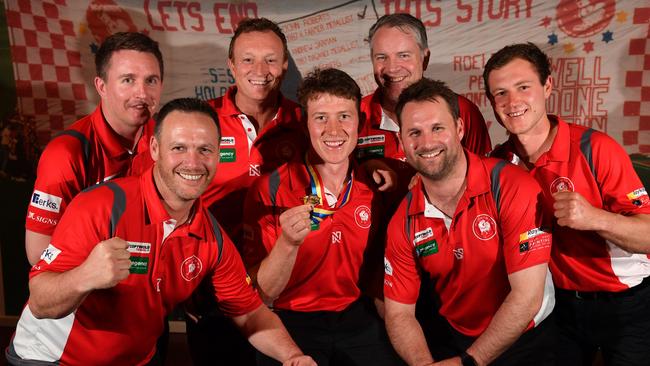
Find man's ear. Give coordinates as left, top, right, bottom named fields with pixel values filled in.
left=456, top=117, right=465, bottom=141
left=543, top=76, right=553, bottom=99
left=94, top=76, right=106, bottom=98
left=149, top=135, right=160, bottom=162
left=422, top=48, right=431, bottom=72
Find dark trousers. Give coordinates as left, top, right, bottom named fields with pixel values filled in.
left=555, top=277, right=650, bottom=366
left=186, top=312, right=256, bottom=366
left=446, top=314, right=557, bottom=366
left=257, top=298, right=405, bottom=366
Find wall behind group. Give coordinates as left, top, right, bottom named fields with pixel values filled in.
left=2, top=0, right=649, bottom=153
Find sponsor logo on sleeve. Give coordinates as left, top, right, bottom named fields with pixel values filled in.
left=27, top=211, right=58, bottom=226
left=181, top=255, right=203, bottom=281
left=518, top=227, right=551, bottom=253
left=41, top=244, right=61, bottom=264
left=550, top=177, right=575, bottom=194
left=472, top=214, right=497, bottom=240
left=30, top=191, right=62, bottom=213
left=384, top=257, right=393, bottom=276
left=627, top=188, right=650, bottom=207
left=354, top=205, right=372, bottom=228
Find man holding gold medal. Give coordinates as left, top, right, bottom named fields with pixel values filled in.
left=241, top=68, right=403, bottom=366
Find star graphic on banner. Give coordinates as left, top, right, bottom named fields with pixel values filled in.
left=90, top=42, right=99, bottom=54
left=616, top=10, right=628, bottom=23
left=583, top=41, right=594, bottom=53
left=540, top=16, right=552, bottom=27
left=602, top=30, right=614, bottom=43
left=548, top=33, right=558, bottom=45
left=563, top=43, right=575, bottom=54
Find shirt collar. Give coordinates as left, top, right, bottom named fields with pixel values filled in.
left=140, top=166, right=209, bottom=240
left=92, top=103, right=135, bottom=159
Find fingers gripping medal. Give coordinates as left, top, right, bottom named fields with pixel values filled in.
left=303, top=194, right=321, bottom=231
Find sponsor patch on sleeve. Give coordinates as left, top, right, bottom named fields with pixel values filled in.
left=626, top=188, right=650, bottom=207
left=40, top=244, right=61, bottom=264
left=518, top=227, right=551, bottom=254
left=30, top=190, right=62, bottom=213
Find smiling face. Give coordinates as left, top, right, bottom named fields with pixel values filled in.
left=228, top=30, right=288, bottom=105
left=371, top=26, right=429, bottom=108
left=94, top=50, right=162, bottom=137
left=487, top=57, right=552, bottom=138
left=306, top=93, right=359, bottom=166
left=151, top=110, right=220, bottom=205
left=400, top=98, right=464, bottom=181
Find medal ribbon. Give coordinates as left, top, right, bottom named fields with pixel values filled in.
left=305, top=154, right=353, bottom=227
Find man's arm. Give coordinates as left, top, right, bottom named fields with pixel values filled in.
left=28, top=237, right=131, bottom=319
left=231, top=304, right=315, bottom=366
left=459, top=263, right=547, bottom=366
left=553, top=191, right=650, bottom=253
left=384, top=298, right=433, bottom=366
left=254, top=204, right=312, bottom=303
left=25, top=230, right=51, bottom=265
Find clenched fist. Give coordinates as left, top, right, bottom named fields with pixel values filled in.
left=81, top=237, right=132, bottom=291
left=279, top=204, right=313, bottom=246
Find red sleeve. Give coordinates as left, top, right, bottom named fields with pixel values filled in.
left=30, top=185, right=113, bottom=279
left=383, top=199, right=421, bottom=304
left=496, top=164, right=552, bottom=274
left=211, top=227, right=263, bottom=317
left=458, top=95, right=492, bottom=156
left=26, top=136, right=87, bottom=235
left=590, top=131, right=650, bottom=215
left=241, top=173, right=279, bottom=268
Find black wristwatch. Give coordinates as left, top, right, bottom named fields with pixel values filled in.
left=460, top=350, right=477, bottom=366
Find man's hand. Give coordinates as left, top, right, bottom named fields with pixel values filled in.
left=553, top=191, right=600, bottom=231
left=362, top=158, right=397, bottom=192
left=80, top=237, right=131, bottom=291
left=282, top=355, right=317, bottom=366
left=279, top=204, right=313, bottom=246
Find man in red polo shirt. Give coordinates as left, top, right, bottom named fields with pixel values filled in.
left=485, top=43, right=650, bottom=366
left=184, top=18, right=308, bottom=366
left=384, top=79, right=555, bottom=366
left=243, top=68, right=402, bottom=365
left=359, top=13, right=491, bottom=200
left=8, top=98, right=315, bottom=366
left=25, top=32, right=162, bottom=265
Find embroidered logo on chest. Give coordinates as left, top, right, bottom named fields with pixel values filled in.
left=354, top=205, right=371, bottom=228
left=249, top=163, right=261, bottom=176
left=331, top=231, right=342, bottom=244
left=472, top=214, right=497, bottom=240
left=550, top=177, right=575, bottom=193
left=181, top=255, right=203, bottom=281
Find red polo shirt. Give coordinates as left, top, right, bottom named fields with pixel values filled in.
left=205, top=87, right=308, bottom=242
left=384, top=151, right=553, bottom=337
left=242, top=160, right=382, bottom=312
left=26, top=104, right=153, bottom=235
left=357, top=90, right=492, bottom=207
left=12, top=167, right=261, bottom=365
left=491, top=116, right=650, bottom=292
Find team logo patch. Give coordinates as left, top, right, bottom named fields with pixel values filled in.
left=472, top=214, right=497, bottom=240
left=518, top=227, right=552, bottom=254
left=276, top=141, right=296, bottom=160
left=550, top=177, right=575, bottom=194
left=626, top=188, right=650, bottom=207
left=220, top=136, right=235, bottom=146
left=30, top=190, right=62, bottom=213
left=384, top=257, right=393, bottom=276
left=354, top=205, right=371, bottom=228
left=27, top=211, right=58, bottom=226
left=181, top=255, right=203, bottom=281
left=40, top=244, right=61, bottom=264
